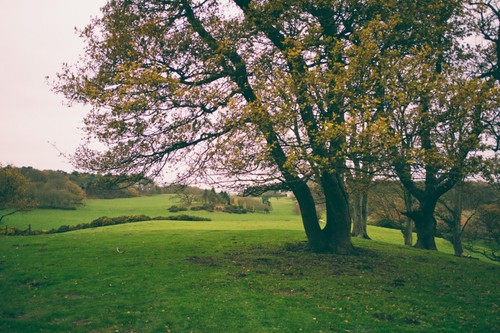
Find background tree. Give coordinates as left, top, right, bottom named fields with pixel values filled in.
left=368, top=180, right=414, bottom=246
left=464, top=202, right=500, bottom=261
left=372, top=1, right=500, bottom=250
left=391, top=66, right=498, bottom=250
left=435, top=181, right=470, bottom=256
left=0, top=166, right=37, bottom=223
left=18, top=168, right=86, bottom=209
left=173, top=185, right=204, bottom=207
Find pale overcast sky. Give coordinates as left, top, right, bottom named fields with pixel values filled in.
left=0, top=1, right=105, bottom=171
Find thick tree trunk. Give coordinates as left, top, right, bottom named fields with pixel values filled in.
left=291, top=182, right=327, bottom=252
left=351, top=190, right=370, bottom=239
left=412, top=201, right=438, bottom=250
left=414, top=218, right=437, bottom=250
left=403, top=219, right=414, bottom=246
left=291, top=175, right=354, bottom=254
left=322, top=172, right=355, bottom=254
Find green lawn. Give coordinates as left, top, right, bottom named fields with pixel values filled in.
left=0, top=195, right=498, bottom=332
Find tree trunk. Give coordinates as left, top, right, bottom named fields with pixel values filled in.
left=451, top=182, right=464, bottom=256
left=452, top=223, right=464, bottom=257
left=403, top=219, right=414, bottom=246
left=322, top=172, right=355, bottom=254
left=403, top=188, right=413, bottom=246
left=414, top=217, right=437, bottom=250
left=412, top=201, right=438, bottom=250
left=291, top=174, right=355, bottom=254
left=291, top=181, right=327, bottom=252
left=351, top=190, right=370, bottom=239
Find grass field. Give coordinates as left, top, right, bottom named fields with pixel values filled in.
left=2, top=195, right=301, bottom=231
left=0, top=195, right=498, bottom=332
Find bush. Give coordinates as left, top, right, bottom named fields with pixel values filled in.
left=191, top=204, right=214, bottom=212
left=4, top=214, right=210, bottom=236
left=233, top=196, right=270, bottom=213
left=56, top=225, right=71, bottom=233
left=168, top=205, right=188, bottom=212
left=165, top=214, right=211, bottom=221
left=223, top=205, right=248, bottom=214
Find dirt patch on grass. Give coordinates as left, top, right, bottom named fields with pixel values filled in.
left=223, top=242, right=389, bottom=279
left=74, top=319, right=94, bottom=327
left=187, top=255, right=218, bottom=266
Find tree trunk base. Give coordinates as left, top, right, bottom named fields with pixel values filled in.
left=308, top=239, right=356, bottom=254
left=351, top=232, right=371, bottom=240
left=413, top=241, right=438, bottom=251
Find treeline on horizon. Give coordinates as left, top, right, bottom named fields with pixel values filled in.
left=5, top=165, right=498, bottom=214
left=3, top=166, right=287, bottom=212
left=3, top=166, right=173, bottom=210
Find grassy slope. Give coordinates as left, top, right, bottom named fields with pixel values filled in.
left=0, top=196, right=498, bottom=332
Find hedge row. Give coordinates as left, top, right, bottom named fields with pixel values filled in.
left=2, top=214, right=211, bottom=236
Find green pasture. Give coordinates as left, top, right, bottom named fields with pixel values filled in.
left=0, top=195, right=498, bottom=332
left=2, top=195, right=299, bottom=231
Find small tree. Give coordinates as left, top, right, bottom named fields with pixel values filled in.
left=174, top=185, right=203, bottom=207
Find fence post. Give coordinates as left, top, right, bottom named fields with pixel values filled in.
left=28, top=224, right=32, bottom=235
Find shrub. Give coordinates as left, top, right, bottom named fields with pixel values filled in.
left=4, top=214, right=210, bottom=236
left=191, top=204, right=214, bottom=212
left=56, top=225, right=71, bottom=233
left=233, top=196, right=270, bottom=213
left=168, top=205, right=188, bottom=212
left=165, top=214, right=211, bottom=221
left=90, top=216, right=111, bottom=227
left=223, top=205, right=248, bottom=214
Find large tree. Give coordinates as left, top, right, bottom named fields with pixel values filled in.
left=385, top=47, right=499, bottom=250
left=55, top=0, right=483, bottom=252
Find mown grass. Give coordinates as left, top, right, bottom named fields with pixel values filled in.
left=0, top=196, right=498, bottom=332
